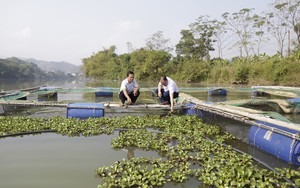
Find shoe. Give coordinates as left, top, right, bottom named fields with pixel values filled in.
left=161, top=101, right=169, bottom=105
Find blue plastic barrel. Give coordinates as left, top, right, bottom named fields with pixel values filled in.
left=95, top=87, right=113, bottom=97
left=67, top=103, right=104, bottom=119
left=95, top=91, right=113, bottom=97
left=208, top=88, right=227, bottom=96
left=249, top=121, right=300, bottom=165
left=182, top=103, right=196, bottom=115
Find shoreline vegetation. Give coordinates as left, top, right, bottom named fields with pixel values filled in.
left=82, top=47, right=300, bottom=87
left=82, top=0, right=300, bottom=87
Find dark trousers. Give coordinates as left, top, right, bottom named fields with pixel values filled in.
left=155, top=89, right=179, bottom=104
left=119, top=90, right=140, bottom=104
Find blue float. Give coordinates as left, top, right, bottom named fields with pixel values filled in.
left=287, top=98, right=300, bottom=113
left=95, top=91, right=113, bottom=97
left=252, top=91, right=270, bottom=97
left=287, top=98, right=300, bottom=103
left=95, top=87, right=113, bottom=97
left=67, top=103, right=104, bottom=119
left=182, top=104, right=197, bottom=115
left=208, top=88, right=227, bottom=96
left=249, top=121, right=300, bottom=165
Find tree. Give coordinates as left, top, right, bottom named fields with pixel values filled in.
left=251, top=14, right=270, bottom=55
left=210, top=20, right=230, bottom=58
left=118, top=53, right=133, bottom=78
left=271, top=0, right=300, bottom=50
left=178, top=57, right=211, bottom=82
left=130, top=49, right=171, bottom=81
left=222, top=9, right=257, bottom=57
left=82, top=46, right=118, bottom=79
left=145, top=31, right=173, bottom=53
left=266, top=10, right=289, bottom=57
left=176, top=16, right=215, bottom=60
left=175, top=29, right=196, bottom=58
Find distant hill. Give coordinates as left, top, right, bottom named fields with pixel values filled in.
left=0, top=57, right=76, bottom=81
left=22, top=58, right=81, bottom=73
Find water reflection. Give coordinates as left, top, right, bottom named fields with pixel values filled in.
left=95, top=96, right=114, bottom=103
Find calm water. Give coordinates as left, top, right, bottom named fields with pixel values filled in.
left=0, top=132, right=163, bottom=188
left=0, top=80, right=300, bottom=187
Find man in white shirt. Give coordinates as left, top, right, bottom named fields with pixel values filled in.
left=119, top=70, right=140, bottom=106
left=156, top=76, right=179, bottom=112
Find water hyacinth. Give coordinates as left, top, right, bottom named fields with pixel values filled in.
left=0, top=115, right=299, bottom=187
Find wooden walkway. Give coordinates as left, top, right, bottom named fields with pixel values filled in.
left=252, top=86, right=300, bottom=98
left=1, top=92, right=300, bottom=139
left=0, top=100, right=182, bottom=111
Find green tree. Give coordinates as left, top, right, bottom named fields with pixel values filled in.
left=175, top=29, right=196, bottom=58
left=176, top=16, right=215, bottom=60
left=130, top=49, right=171, bottom=81
left=82, top=46, right=118, bottom=79
left=178, top=58, right=211, bottom=82
left=145, top=31, right=173, bottom=53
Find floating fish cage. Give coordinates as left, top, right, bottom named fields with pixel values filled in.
left=182, top=103, right=300, bottom=165
left=67, top=103, right=104, bottom=119
left=249, top=121, right=300, bottom=165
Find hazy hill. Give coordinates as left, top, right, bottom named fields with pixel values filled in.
left=23, top=58, right=81, bottom=73
left=0, top=57, right=76, bottom=81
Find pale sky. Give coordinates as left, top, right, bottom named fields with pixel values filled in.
left=0, top=0, right=273, bottom=65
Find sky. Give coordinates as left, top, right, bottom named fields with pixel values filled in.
left=0, top=0, right=274, bottom=65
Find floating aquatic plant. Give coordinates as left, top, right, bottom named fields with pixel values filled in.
left=0, top=115, right=299, bottom=187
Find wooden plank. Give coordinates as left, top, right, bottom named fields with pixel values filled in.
left=0, top=100, right=182, bottom=111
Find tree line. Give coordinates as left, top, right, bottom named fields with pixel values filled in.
left=82, top=0, right=300, bottom=86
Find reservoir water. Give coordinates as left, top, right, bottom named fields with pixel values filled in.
left=0, top=80, right=299, bottom=187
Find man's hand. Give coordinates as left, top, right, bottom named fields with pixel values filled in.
left=158, top=91, right=162, bottom=98
left=133, top=90, right=138, bottom=96
left=170, top=106, right=174, bottom=113
left=127, top=98, right=133, bottom=105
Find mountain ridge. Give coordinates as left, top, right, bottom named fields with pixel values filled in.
left=21, top=58, right=81, bottom=73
